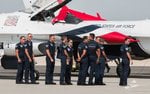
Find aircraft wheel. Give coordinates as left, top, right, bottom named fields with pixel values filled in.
left=1, top=56, right=17, bottom=69
left=34, top=70, right=40, bottom=81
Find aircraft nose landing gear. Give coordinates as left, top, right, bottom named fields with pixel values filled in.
left=34, top=69, right=40, bottom=81
left=1, top=56, right=40, bottom=81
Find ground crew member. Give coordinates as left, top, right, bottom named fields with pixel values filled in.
left=59, top=36, right=69, bottom=85
left=45, top=34, right=56, bottom=85
left=15, top=36, right=26, bottom=84
left=120, top=38, right=133, bottom=86
left=99, top=38, right=110, bottom=73
left=65, top=39, right=74, bottom=85
left=87, top=33, right=100, bottom=85
left=77, top=36, right=89, bottom=85
left=95, top=37, right=109, bottom=85
left=24, top=33, right=38, bottom=84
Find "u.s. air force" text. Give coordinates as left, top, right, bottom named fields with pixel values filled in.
left=97, top=24, right=135, bottom=28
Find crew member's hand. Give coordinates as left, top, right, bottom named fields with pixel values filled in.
left=18, top=59, right=21, bottom=63
left=106, top=58, right=110, bottom=62
left=32, top=57, right=35, bottom=62
left=77, top=58, right=81, bottom=62
left=96, top=58, right=100, bottom=64
left=29, top=58, right=32, bottom=62
left=67, top=58, right=70, bottom=62
left=130, top=60, right=133, bottom=65
left=66, top=59, right=70, bottom=65
left=50, top=58, right=54, bottom=63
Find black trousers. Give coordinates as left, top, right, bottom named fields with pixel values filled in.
left=60, top=56, right=67, bottom=83
left=65, top=58, right=73, bottom=84
left=25, top=60, right=35, bottom=83
left=78, top=57, right=89, bottom=84
left=120, top=58, right=130, bottom=85
left=88, top=56, right=97, bottom=84
left=16, top=61, right=25, bottom=83
left=45, top=57, right=55, bottom=83
left=95, top=57, right=105, bottom=84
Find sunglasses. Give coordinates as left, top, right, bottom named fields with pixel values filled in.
left=29, top=36, right=32, bottom=37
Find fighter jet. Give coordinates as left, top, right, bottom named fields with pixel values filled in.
left=0, top=0, right=149, bottom=70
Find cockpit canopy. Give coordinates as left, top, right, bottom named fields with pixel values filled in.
left=31, top=10, right=83, bottom=24
left=64, top=13, right=82, bottom=24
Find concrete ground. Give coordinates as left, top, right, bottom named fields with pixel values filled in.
left=0, top=77, right=150, bottom=94
left=0, top=57, right=150, bottom=94
left=33, top=57, right=150, bottom=78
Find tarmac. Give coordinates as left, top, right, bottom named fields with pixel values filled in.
left=0, top=76, right=150, bottom=94
left=0, top=57, right=150, bottom=94
left=34, top=56, right=150, bottom=78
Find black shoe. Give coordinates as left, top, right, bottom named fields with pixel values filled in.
left=25, top=81, right=30, bottom=84
left=46, top=82, right=56, bottom=85
left=78, top=83, right=89, bottom=86
left=31, top=82, right=39, bottom=84
left=51, top=82, right=56, bottom=85
left=88, top=83, right=94, bottom=85
left=45, top=82, right=50, bottom=85
left=99, top=83, right=106, bottom=85
left=119, top=84, right=127, bottom=86
left=45, top=83, right=56, bottom=85
left=60, top=82, right=67, bottom=85
left=45, top=82, right=56, bottom=85
left=77, top=83, right=82, bottom=85
left=67, top=83, right=73, bottom=85
left=95, top=83, right=100, bottom=85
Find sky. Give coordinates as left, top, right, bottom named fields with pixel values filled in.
left=0, top=0, right=150, bottom=20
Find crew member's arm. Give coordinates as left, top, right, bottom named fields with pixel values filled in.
left=25, top=49, right=32, bottom=62
left=102, top=51, right=109, bottom=62
left=80, top=49, right=87, bottom=59
left=15, top=49, right=21, bottom=63
left=125, top=46, right=133, bottom=65
left=64, top=49, right=69, bottom=58
left=46, top=44, right=54, bottom=62
left=96, top=48, right=100, bottom=59
left=77, top=51, right=81, bottom=61
left=77, top=50, right=86, bottom=62
left=32, top=54, right=35, bottom=62
left=96, top=43, right=101, bottom=63
left=77, top=45, right=87, bottom=61
left=46, top=49, right=54, bottom=62
left=24, top=44, right=32, bottom=62
left=127, top=52, right=133, bottom=65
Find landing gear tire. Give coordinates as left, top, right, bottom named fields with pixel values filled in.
left=116, top=64, right=131, bottom=77
left=1, top=56, right=18, bottom=69
left=34, top=70, right=40, bottom=81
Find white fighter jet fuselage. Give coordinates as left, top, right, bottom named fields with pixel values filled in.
left=1, top=11, right=150, bottom=55
left=0, top=0, right=150, bottom=69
